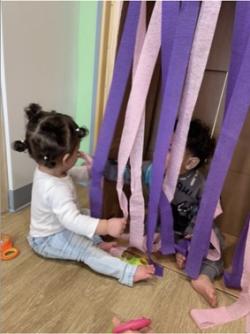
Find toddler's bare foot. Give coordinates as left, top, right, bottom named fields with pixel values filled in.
left=175, top=252, right=186, bottom=269
left=191, top=274, right=218, bottom=307
left=133, top=265, right=155, bottom=282
left=98, top=241, right=117, bottom=252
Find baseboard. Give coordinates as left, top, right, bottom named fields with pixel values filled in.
left=8, top=183, right=32, bottom=212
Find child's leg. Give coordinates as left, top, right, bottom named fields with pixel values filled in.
left=174, top=250, right=223, bottom=307
left=191, top=274, right=217, bottom=307
left=27, top=231, right=154, bottom=287
left=191, top=259, right=223, bottom=307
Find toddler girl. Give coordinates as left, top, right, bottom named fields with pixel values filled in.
left=13, top=103, right=154, bottom=287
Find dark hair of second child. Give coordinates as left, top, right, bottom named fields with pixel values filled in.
left=186, top=119, right=216, bottom=169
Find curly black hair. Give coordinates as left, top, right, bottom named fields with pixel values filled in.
left=186, top=119, right=216, bottom=168
left=13, top=103, right=88, bottom=168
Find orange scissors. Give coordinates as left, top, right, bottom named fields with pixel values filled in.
left=0, top=234, right=19, bottom=260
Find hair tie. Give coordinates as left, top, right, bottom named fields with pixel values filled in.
left=75, top=126, right=89, bottom=138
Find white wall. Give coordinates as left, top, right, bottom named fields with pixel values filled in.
left=1, top=1, right=79, bottom=191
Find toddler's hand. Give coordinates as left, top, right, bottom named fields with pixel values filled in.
left=78, top=151, right=93, bottom=175
left=107, top=218, right=127, bottom=238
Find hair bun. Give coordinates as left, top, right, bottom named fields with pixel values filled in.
left=75, top=126, right=89, bottom=138
left=25, top=103, right=42, bottom=121
left=12, top=140, right=28, bottom=152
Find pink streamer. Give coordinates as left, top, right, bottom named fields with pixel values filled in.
left=128, top=1, right=146, bottom=251
left=163, top=2, right=221, bottom=202
left=161, top=1, right=222, bottom=260
left=191, top=218, right=250, bottom=333
left=116, top=2, right=161, bottom=250
left=206, top=200, right=223, bottom=261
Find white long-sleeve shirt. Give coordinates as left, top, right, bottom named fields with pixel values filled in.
left=29, top=166, right=99, bottom=239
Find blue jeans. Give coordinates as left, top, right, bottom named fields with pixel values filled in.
left=27, top=230, right=137, bottom=287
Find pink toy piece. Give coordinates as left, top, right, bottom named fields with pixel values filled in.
left=112, top=317, right=151, bottom=333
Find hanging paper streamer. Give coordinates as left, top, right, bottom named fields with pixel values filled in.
left=185, top=9, right=250, bottom=279
left=161, top=2, right=180, bottom=87
left=124, top=2, right=146, bottom=250
left=158, top=1, right=180, bottom=256
left=163, top=1, right=221, bottom=202
left=225, top=2, right=250, bottom=114
left=190, top=216, right=250, bottom=333
left=116, top=1, right=161, bottom=250
left=146, top=1, right=200, bottom=255
left=160, top=1, right=221, bottom=256
left=90, top=2, right=141, bottom=218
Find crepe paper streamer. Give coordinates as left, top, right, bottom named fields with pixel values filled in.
left=158, top=1, right=181, bottom=257
left=163, top=1, right=221, bottom=202
left=161, top=1, right=180, bottom=89
left=175, top=230, right=221, bottom=262
left=146, top=1, right=200, bottom=255
left=190, top=216, right=250, bottom=333
left=90, top=2, right=141, bottom=218
left=159, top=1, right=221, bottom=256
left=117, top=2, right=147, bottom=251
left=185, top=21, right=250, bottom=279
left=208, top=200, right=223, bottom=261
left=225, top=2, right=250, bottom=114
left=116, top=2, right=161, bottom=250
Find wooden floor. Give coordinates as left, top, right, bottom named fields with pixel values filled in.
left=1, top=188, right=245, bottom=333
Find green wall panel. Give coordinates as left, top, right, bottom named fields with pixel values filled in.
left=76, top=1, right=98, bottom=154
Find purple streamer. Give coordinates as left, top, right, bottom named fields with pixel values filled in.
left=90, top=2, right=141, bottom=218
left=185, top=29, right=250, bottom=278
left=146, top=2, right=200, bottom=254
